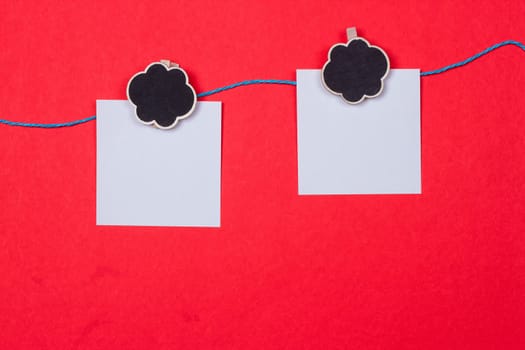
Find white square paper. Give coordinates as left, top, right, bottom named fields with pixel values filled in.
left=96, top=100, right=221, bottom=227
left=297, top=69, right=421, bottom=195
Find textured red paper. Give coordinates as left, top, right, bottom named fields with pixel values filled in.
left=0, top=1, right=524, bottom=348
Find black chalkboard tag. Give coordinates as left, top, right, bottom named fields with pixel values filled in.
left=322, top=27, right=390, bottom=104
left=127, top=60, right=197, bottom=129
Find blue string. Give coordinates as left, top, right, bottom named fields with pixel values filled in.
left=0, top=40, right=523, bottom=128
left=0, top=80, right=296, bottom=128
left=0, top=115, right=97, bottom=128
left=420, top=40, right=525, bottom=76
left=197, top=79, right=296, bottom=97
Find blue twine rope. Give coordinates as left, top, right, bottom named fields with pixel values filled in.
left=420, top=40, right=525, bottom=76
left=197, top=79, right=296, bottom=97
left=0, top=40, right=523, bottom=128
left=0, top=115, right=97, bottom=128
left=0, top=80, right=296, bottom=128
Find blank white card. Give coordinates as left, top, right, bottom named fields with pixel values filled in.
left=297, top=69, right=421, bottom=195
left=96, top=100, right=221, bottom=227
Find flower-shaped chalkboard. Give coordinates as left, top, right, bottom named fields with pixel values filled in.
left=322, top=29, right=390, bottom=104
left=127, top=62, right=197, bottom=129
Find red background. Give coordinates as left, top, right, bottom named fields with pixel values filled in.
left=1, top=0, right=524, bottom=348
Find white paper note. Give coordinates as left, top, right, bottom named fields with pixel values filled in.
left=96, top=100, right=221, bottom=227
left=297, top=69, right=421, bottom=195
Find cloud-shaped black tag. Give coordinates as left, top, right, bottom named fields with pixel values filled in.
left=322, top=38, right=389, bottom=104
left=127, top=63, right=197, bottom=129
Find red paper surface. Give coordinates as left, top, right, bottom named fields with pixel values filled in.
left=1, top=1, right=524, bottom=348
